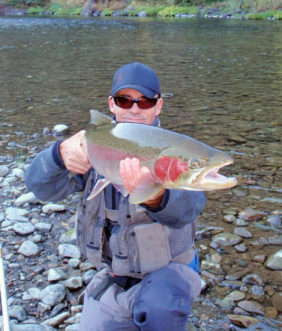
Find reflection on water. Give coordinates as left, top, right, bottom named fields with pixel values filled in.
left=0, top=16, right=281, bottom=210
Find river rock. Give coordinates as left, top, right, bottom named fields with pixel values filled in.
left=35, top=222, right=52, bottom=233
left=234, top=227, right=252, bottom=238
left=5, top=207, right=29, bottom=221
left=42, top=203, right=66, bottom=214
left=223, top=215, right=235, bottom=223
left=271, top=292, right=282, bottom=312
left=15, top=192, right=37, bottom=206
left=0, top=165, right=9, bottom=176
left=22, top=287, right=43, bottom=301
left=210, top=233, right=242, bottom=248
left=267, top=214, right=281, bottom=226
left=41, top=312, right=70, bottom=327
left=265, top=249, right=282, bottom=270
left=268, top=235, right=282, bottom=245
left=250, top=285, right=265, bottom=303
left=48, top=268, right=67, bottom=282
left=64, top=276, right=83, bottom=290
left=18, top=240, right=39, bottom=257
left=242, top=273, right=263, bottom=285
left=13, top=222, right=35, bottom=235
left=227, top=314, right=259, bottom=327
left=234, top=243, right=247, bottom=252
left=237, top=300, right=265, bottom=315
left=224, top=290, right=245, bottom=302
left=239, top=208, right=264, bottom=221
left=58, top=244, right=81, bottom=259
left=52, top=124, right=69, bottom=136
left=9, top=305, right=27, bottom=322
left=41, top=283, right=66, bottom=306
left=83, top=269, right=96, bottom=285
left=12, top=168, right=24, bottom=179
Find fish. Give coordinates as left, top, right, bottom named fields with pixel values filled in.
left=85, top=110, right=238, bottom=204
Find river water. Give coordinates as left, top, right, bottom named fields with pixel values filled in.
left=1, top=16, right=281, bottom=208
left=0, top=16, right=282, bottom=328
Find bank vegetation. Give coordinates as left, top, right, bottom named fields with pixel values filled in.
left=0, top=0, right=281, bottom=20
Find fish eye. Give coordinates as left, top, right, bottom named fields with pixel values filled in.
left=189, top=158, right=207, bottom=169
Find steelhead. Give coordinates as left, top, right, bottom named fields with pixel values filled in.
left=85, top=110, right=238, bottom=204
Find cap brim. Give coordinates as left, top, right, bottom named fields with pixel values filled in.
left=112, top=85, right=157, bottom=98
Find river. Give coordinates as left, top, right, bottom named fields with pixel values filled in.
left=0, top=16, right=281, bottom=329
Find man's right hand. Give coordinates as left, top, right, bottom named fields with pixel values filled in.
left=59, top=130, right=91, bottom=174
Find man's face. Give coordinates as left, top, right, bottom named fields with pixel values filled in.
left=108, top=88, right=163, bottom=125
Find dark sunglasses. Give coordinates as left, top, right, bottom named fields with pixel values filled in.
left=113, top=96, right=158, bottom=110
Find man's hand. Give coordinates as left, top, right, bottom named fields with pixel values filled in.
left=59, top=130, right=91, bottom=174
left=119, top=157, right=165, bottom=208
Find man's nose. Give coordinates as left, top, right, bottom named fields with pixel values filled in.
left=130, top=102, right=140, bottom=113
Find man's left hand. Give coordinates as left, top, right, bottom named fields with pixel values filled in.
left=119, top=157, right=165, bottom=208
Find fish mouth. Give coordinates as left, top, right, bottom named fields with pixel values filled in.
left=196, top=159, right=238, bottom=190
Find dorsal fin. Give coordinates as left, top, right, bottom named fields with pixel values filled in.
left=89, top=109, right=114, bottom=127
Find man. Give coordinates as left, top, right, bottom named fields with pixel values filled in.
left=25, top=62, right=206, bottom=331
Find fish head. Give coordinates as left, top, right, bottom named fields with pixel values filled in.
left=154, top=142, right=238, bottom=191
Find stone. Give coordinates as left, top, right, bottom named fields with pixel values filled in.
left=242, top=273, right=263, bottom=285
left=52, top=124, right=69, bottom=136
left=252, top=255, right=266, bottom=263
left=210, top=233, right=242, bottom=248
left=83, top=269, right=96, bottom=285
left=267, top=215, right=281, bottom=226
left=42, top=203, right=65, bottom=214
left=239, top=208, right=264, bottom=221
left=234, top=218, right=248, bottom=226
left=15, top=192, right=38, bottom=206
left=22, top=287, right=42, bottom=301
left=265, top=306, right=278, bottom=318
left=48, top=268, right=67, bottom=282
left=0, top=165, right=9, bottom=176
left=234, top=244, right=247, bottom=252
left=64, top=277, right=83, bottom=290
left=12, top=168, right=24, bottom=179
left=223, top=290, right=245, bottom=302
left=35, top=222, right=52, bottom=233
left=237, top=300, right=265, bottom=315
left=41, top=312, right=70, bottom=327
left=268, top=235, right=282, bottom=245
left=13, top=222, right=35, bottom=235
left=58, top=244, right=81, bottom=259
left=234, top=227, right=252, bottom=238
left=265, top=249, right=282, bottom=270
left=200, top=260, right=223, bottom=274
left=18, top=240, right=39, bottom=257
left=41, top=284, right=66, bottom=307
left=223, top=215, right=235, bottom=223
left=250, top=285, right=265, bottom=303
left=227, top=314, right=259, bottom=327
left=271, top=292, right=282, bottom=312
left=9, top=305, right=28, bottom=322
left=5, top=207, right=29, bottom=221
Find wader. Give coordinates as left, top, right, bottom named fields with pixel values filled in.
left=76, top=172, right=201, bottom=331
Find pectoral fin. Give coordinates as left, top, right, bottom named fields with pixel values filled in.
left=129, top=182, right=164, bottom=205
left=87, top=178, right=111, bottom=201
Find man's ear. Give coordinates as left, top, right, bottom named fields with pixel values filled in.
left=108, top=96, right=115, bottom=113
left=155, top=97, right=163, bottom=116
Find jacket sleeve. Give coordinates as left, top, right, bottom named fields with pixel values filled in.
left=144, top=189, right=206, bottom=228
left=24, top=142, right=86, bottom=202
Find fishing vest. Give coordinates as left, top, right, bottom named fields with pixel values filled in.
left=76, top=171, right=196, bottom=278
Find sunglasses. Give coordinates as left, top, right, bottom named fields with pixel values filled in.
left=113, top=96, right=159, bottom=110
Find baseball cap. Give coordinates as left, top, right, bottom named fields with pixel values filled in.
left=111, top=62, right=161, bottom=98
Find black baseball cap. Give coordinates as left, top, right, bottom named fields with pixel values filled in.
left=111, top=62, right=161, bottom=98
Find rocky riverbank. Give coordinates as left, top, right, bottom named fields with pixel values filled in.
left=0, top=3, right=281, bottom=20
left=0, top=126, right=281, bottom=330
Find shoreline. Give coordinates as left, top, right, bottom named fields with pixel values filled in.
left=0, top=4, right=281, bottom=21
